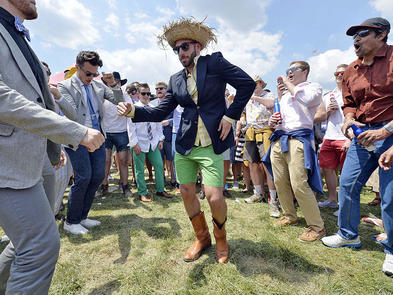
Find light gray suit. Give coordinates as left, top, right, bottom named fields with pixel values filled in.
left=0, top=20, right=88, bottom=294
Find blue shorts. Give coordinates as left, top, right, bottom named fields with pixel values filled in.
left=105, top=131, right=129, bottom=152
left=160, top=140, right=174, bottom=161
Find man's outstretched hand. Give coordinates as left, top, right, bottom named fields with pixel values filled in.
left=80, top=128, right=105, bottom=152
left=117, top=102, right=132, bottom=116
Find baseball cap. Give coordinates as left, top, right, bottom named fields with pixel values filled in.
left=346, top=17, right=390, bottom=36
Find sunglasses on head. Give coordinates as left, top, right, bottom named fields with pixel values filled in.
left=286, top=66, right=303, bottom=76
left=155, top=87, right=166, bottom=90
left=140, top=92, right=151, bottom=96
left=80, top=67, right=99, bottom=77
left=352, top=29, right=380, bottom=40
left=173, top=41, right=197, bottom=55
left=334, top=71, right=345, bottom=77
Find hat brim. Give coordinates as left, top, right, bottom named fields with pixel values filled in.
left=120, top=79, right=127, bottom=86
left=346, top=25, right=384, bottom=36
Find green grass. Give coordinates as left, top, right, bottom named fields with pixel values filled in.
left=1, top=174, right=393, bottom=294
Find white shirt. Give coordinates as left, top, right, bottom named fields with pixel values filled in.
left=172, top=105, right=184, bottom=134
left=102, top=93, right=128, bottom=133
left=322, top=87, right=347, bottom=140
left=74, top=75, right=100, bottom=128
left=127, top=101, right=165, bottom=152
left=277, top=81, right=322, bottom=132
left=245, top=90, right=274, bottom=129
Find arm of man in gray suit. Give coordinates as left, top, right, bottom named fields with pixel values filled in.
left=56, top=82, right=78, bottom=121
left=0, top=79, right=86, bottom=149
left=103, top=85, right=124, bottom=105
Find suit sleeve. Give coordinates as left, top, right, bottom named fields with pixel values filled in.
left=213, top=52, right=255, bottom=120
left=103, top=85, right=124, bottom=105
left=57, top=82, right=78, bottom=120
left=0, top=79, right=87, bottom=149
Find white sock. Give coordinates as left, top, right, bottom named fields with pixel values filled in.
left=269, top=189, right=277, bottom=202
left=254, top=185, right=262, bottom=195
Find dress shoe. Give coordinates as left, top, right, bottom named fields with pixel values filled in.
left=157, top=191, right=172, bottom=198
left=64, top=223, right=88, bottom=235
left=184, top=211, right=211, bottom=262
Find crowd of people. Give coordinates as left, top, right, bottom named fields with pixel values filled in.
left=1, top=0, right=393, bottom=293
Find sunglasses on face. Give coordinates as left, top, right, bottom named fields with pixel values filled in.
left=140, top=92, right=151, bottom=96
left=352, top=29, right=379, bottom=40
left=286, top=66, right=303, bottom=76
left=80, top=67, right=99, bottom=77
left=173, top=41, right=197, bottom=55
left=127, top=90, right=136, bottom=95
left=334, top=71, right=345, bottom=77
left=155, top=87, right=166, bottom=90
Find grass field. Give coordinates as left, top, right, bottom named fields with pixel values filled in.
left=1, top=173, right=393, bottom=294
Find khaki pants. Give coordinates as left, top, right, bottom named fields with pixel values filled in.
left=271, top=139, right=324, bottom=231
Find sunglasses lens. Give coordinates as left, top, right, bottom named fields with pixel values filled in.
left=141, top=92, right=151, bottom=96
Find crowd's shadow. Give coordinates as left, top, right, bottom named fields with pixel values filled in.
left=187, top=238, right=333, bottom=288
left=87, top=279, right=121, bottom=295
left=59, top=213, right=181, bottom=264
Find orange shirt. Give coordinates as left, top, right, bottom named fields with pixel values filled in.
left=342, top=43, right=393, bottom=123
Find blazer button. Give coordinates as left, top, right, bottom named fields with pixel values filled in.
left=68, top=144, right=74, bottom=149
left=83, top=114, right=86, bottom=116
left=197, top=106, right=200, bottom=109
left=194, top=121, right=198, bottom=124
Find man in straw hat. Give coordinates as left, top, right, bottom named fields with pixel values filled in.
left=118, top=17, right=255, bottom=263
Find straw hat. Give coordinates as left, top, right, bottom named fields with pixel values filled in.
left=158, top=17, right=217, bottom=49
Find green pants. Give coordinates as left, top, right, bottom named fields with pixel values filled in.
left=132, top=146, right=165, bottom=196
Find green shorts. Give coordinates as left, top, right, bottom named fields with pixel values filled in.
left=174, top=145, right=224, bottom=187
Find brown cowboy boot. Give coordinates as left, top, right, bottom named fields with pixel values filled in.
left=213, top=217, right=229, bottom=264
left=184, top=211, right=211, bottom=262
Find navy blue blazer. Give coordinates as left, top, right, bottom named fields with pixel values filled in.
left=133, top=52, right=255, bottom=155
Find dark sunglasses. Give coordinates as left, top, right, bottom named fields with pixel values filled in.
left=334, top=71, right=345, bottom=77
left=127, top=90, right=137, bottom=95
left=140, top=92, right=151, bottom=96
left=352, top=29, right=379, bottom=40
left=80, top=67, right=99, bottom=77
left=155, top=87, right=166, bottom=90
left=173, top=41, right=197, bottom=55
left=286, top=66, right=303, bottom=76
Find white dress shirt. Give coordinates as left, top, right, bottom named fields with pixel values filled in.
left=277, top=81, right=322, bottom=132
left=322, top=87, right=347, bottom=140
left=127, top=101, right=165, bottom=152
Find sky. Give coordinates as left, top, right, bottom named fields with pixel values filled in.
left=26, top=0, right=393, bottom=94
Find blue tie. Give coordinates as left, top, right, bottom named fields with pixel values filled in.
left=83, top=85, right=100, bottom=131
left=14, top=16, right=30, bottom=42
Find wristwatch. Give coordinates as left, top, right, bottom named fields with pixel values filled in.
left=384, top=125, right=393, bottom=133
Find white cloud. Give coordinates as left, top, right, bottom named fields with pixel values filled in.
left=107, top=0, right=117, bottom=9
left=369, top=0, right=393, bottom=18
left=104, top=13, right=120, bottom=34
left=31, top=0, right=100, bottom=49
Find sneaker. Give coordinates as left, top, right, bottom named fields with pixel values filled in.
left=122, top=184, right=133, bottom=198
left=318, top=200, right=338, bottom=208
left=274, top=216, right=298, bottom=227
left=269, top=200, right=280, bottom=218
left=232, top=181, right=239, bottom=190
left=333, top=209, right=339, bottom=217
left=223, top=189, right=231, bottom=198
left=64, top=223, right=88, bottom=235
left=321, top=233, right=361, bottom=248
left=244, top=192, right=263, bottom=203
left=300, top=227, right=326, bottom=242
left=383, top=254, right=393, bottom=277
left=80, top=218, right=101, bottom=229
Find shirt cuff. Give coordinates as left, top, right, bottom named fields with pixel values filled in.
left=126, top=104, right=135, bottom=118
left=223, top=115, right=235, bottom=124
left=54, top=96, right=64, bottom=103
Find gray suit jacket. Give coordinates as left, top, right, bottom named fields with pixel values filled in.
left=0, top=23, right=88, bottom=189
left=57, top=75, right=123, bottom=136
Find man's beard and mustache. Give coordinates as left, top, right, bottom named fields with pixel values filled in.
left=180, top=48, right=197, bottom=68
left=10, top=0, right=38, bottom=20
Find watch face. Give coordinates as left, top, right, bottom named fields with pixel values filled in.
left=385, top=125, right=393, bottom=133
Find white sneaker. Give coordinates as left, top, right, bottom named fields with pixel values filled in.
left=244, top=190, right=263, bottom=203
left=80, top=218, right=101, bottom=229
left=321, top=233, right=361, bottom=248
left=64, top=223, right=88, bottom=235
left=383, top=254, right=393, bottom=277
left=269, top=200, right=280, bottom=218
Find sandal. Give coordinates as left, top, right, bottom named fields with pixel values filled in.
left=368, top=197, right=381, bottom=206
left=361, top=217, right=383, bottom=227
left=371, top=233, right=387, bottom=243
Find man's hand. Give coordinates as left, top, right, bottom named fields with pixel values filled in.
left=269, top=112, right=281, bottom=128
left=379, top=145, right=393, bottom=170
left=102, top=72, right=116, bottom=87
left=341, top=119, right=364, bottom=140
left=341, top=139, right=351, bottom=153
left=326, top=102, right=339, bottom=117
left=80, top=128, right=105, bottom=152
left=49, top=86, right=62, bottom=100
left=162, top=120, right=170, bottom=127
left=357, top=127, right=391, bottom=147
left=54, top=150, right=67, bottom=170
left=118, top=102, right=132, bottom=116
left=158, top=141, right=163, bottom=150
left=277, top=76, right=287, bottom=100
left=133, top=144, right=141, bottom=155
left=218, top=118, right=232, bottom=141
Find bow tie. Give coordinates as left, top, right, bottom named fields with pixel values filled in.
left=14, top=16, right=30, bottom=42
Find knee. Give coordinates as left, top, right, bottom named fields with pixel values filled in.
left=118, top=157, right=127, bottom=167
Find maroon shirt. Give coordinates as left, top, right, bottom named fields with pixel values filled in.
left=342, top=43, right=393, bottom=123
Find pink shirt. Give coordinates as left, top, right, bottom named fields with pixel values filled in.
left=277, top=82, right=322, bottom=132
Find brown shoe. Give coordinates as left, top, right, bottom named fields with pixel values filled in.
left=299, top=227, right=326, bottom=242
left=213, top=218, right=229, bottom=264
left=274, top=216, right=298, bottom=227
left=140, top=195, right=152, bottom=202
left=184, top=212, right=211, bottom=262
left=157, top=191, right=172, bottom=198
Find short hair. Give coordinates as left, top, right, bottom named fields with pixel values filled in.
left=155, top=81, right=168, bottom=88
left=76, top=51, right=103, bottom=67
left=138, top=83, right=150, bottom=92
left=375, top=29, right=388, bottom=43
left=336, top=64, right=348, bottom=70
left=290, top=60, right=310, bottom=78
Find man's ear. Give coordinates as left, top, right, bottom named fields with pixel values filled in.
left=377, top=30, right=388, bottom=41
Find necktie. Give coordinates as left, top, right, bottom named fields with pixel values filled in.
left=83, top=85, right=100, bottom=131
left=143, top=106, right=153, bottom=140
left=14, top=16, right=30, bottom=42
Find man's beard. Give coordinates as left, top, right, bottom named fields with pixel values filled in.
left=10, top=0, right=38, bottom=20
left=181, top=48, right=197, bottom=68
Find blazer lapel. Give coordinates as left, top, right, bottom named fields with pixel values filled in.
left=71, top=76, right=85, bottom=108
left=196, top=56, right=207, bottom=104
left=0, top=24, right=42, bottom=97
